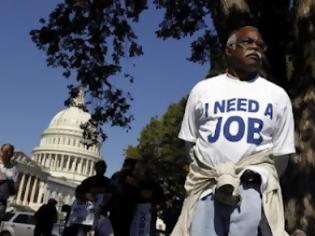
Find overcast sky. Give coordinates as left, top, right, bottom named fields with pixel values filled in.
left=0, top=1, right=209, bottom=176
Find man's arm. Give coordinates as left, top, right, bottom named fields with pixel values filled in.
left=271, top=91, right=295, bottom=176
left=272, top=154, right=290, bottom=176
left=185, top=141, right=195, bottom=163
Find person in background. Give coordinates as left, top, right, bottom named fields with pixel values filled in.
left=130, top=174, right=164, bottom=236
left=0, top=143, right=18, bottom=221
left=34, top=198, right=58, bottom=236
left=66, top=160, right=111, bottom=236
left=109, top=158, right=139, bottom=236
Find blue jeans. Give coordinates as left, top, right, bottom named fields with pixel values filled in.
left=190, top=182, right=261, bottom=236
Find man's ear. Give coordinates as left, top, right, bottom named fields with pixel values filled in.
left=225, top=47, right=231, bottom=57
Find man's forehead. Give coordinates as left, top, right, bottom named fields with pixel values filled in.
left=2, top=145, right=13, bottom=151
left=236, top=27, right=262, bottom=39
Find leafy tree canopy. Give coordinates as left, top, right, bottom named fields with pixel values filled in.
left=30, top=0, right=147, bottom=144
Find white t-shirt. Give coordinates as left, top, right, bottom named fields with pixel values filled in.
left=0, top=162, right=18, bottom=200
left=0, top=163, right=18, bottom=181
left=179, top=73, right=295, bottom=167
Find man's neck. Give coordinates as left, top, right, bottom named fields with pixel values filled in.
left=226, top=68, right=259, bottom=81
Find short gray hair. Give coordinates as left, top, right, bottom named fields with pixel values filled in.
left=226, top=33, right=237, bottom=48
left=226, top=26, right=260, bottom=48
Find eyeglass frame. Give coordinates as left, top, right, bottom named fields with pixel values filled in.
left=231, top=37, right=268, bottom=52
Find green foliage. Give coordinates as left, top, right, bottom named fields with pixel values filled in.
left=124, top=145, right=141, bottom=159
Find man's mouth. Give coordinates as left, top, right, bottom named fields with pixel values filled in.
left=245, top=50, right=262, bottom=60
left=248, top=53, right=260, bottom=60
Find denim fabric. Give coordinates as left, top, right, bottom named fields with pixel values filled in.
left=0, top=200, right=6, bottom=221
left=190, top=182, right=261, bottom=236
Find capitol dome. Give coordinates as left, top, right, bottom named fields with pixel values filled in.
left=32, top=91, right=102, bottom=185
left=48, top=106, right=91, bottom=130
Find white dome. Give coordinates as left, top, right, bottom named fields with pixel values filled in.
left=32, top=93, right=102, bottom=185
left=48, top=106, right=91, bottom=130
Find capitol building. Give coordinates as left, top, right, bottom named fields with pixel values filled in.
left=8, top=93, right=102, bottom=211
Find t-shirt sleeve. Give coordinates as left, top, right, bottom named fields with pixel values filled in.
left=178, top=84, right=203, bottom=143
left=272, top=91, right=295, bottom=156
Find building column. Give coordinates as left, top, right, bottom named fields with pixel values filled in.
left=85, top=161, right=90, bottom=175
left=30, top=177, right=39, bottom=203
left=50, top=154, right=56, bottom=170
left=53, top=154, right=57, bottom=170
left=82, top=159, right=86, bottom=174
left=44, top=154, right=47, bottom=168
left=16, top=173, right=26, bottom=204
left=66, top=155, right=71, bottom=171
left=39, top=154, right=43, bottom=166
left=42, top=154, right=46, bottom=167
left=57, top=155, right=61, bottom=170
left=44, top=187, right=50, bottom=203
left=23, top=175, right=32, bottom=205
left=37, top=181, right=44, bottom=204
left=71, top=156, right=76, bottom=172
left=78, top=158, right=82, bottom=174
left=47, top=154, right=51, bottom=168
left=89, top=161, right=94, bottom=176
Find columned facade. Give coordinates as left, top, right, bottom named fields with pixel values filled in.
left=8, top=93, right=102, bottom=211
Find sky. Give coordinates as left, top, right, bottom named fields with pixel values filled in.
left=0, top=1, right=209, bottom=176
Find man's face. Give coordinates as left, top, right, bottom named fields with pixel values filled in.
left=1, top=145, right=14, bottom=162
left=95, top=163, right=106, bottom=175
left=227, top=28, right=266, bottom=73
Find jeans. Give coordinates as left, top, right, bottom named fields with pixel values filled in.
left=0, top=200, right=7, bottom=221
left=190, top=182, right=261, bottom=236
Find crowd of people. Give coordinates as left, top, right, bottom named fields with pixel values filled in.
left=62, top=158, right=164, bottom=236
left=0, top=142, right=164, bottom=236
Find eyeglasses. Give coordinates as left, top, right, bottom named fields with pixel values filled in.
left=236, top=37, right=267, bottom=52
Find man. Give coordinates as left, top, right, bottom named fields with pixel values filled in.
left=172, top=26, right=295, bottom=236
left=109, top=158, right=139, bottom=236
left=34, top=198, right=58, bottom=236
left=76, top=160, right=111, bottom=203
left=130, top=172, right=164, bottom=236
left=0, top=144, right=18, bottom=220
left=67, top=160, right=111, bottom=236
